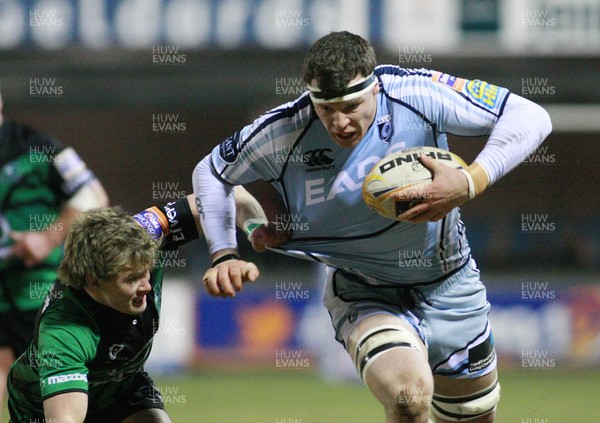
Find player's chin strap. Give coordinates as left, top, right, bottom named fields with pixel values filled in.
left=431, top=380, right=501, bottom=421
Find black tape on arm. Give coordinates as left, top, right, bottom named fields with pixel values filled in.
left=159, top=198, right=199, bottom=249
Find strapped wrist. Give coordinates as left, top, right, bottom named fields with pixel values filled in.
left=467, top=162, right=491, bottom=196
left=459, top=169, right=476, bottom=200
left=243, top=218, right=268, bottom=238
left=243, top=218, right=268, bottom=243
left=211, top=253, right=240, bottom=267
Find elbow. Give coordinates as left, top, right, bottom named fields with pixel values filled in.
left=537, top=104, right=553, bottom=141
left=193, top=156, right=211, bottom=179
left=192, top=155, right=214, bottom=192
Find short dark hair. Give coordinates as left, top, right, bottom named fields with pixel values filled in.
left=303, top=31, right=377, bottom=99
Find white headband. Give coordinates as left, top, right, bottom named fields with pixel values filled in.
left=307, top=73, right=377, bottom=104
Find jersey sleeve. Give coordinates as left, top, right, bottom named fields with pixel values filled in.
left=210, top=95, right=314, bottom=185
left=37, top=316, right=98, bottom=399
left=379, top=66, right=511, bottom=136
left=23, top=127, right=99, bottom=202
left=51, top=146, right=98, bottom=199
left=379, top=66, right=551, bottom=184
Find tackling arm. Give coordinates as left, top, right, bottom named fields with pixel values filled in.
left=193, top=156, right=238, bottom=259
left=192, top=156, right=261, bottom=297
left=43, top=391, right=87, bottom=423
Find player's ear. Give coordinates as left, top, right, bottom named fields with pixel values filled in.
left=373, top=81, right=380, bottom=95
left=85, top=275, right=99, bottom=287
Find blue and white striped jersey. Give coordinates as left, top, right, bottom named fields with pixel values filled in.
left=209, top=65, right=511, bottom=285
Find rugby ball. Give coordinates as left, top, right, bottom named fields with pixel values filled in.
left=362, top=146, right=467, bottom=220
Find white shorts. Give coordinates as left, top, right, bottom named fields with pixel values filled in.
left=323, top=258, right=496, bottom=379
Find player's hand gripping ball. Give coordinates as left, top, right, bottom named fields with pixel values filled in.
left=362, top=146, right=468, bottom=220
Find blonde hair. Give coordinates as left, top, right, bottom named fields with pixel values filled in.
left=58, top=207, right=159, bottom=288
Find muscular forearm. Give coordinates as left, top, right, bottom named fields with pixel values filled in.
left=233, top=186, right=268, bottom=236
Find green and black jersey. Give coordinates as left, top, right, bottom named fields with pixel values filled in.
left=8, top=198, right=199, bottom=422
left=0, top=120, right=97, bottom=312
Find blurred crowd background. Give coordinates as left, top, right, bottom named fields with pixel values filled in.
left=1, top=0, right=599, bottom=375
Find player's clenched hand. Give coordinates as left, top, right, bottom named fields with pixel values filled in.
left=249, top=223, right=291, bottom=253
left=202, top=259, right=260, bottom=298
left=395, top=154, right=471, bottom=224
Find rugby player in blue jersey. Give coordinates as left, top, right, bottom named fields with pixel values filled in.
left=194, top=32, right=552, bottom=422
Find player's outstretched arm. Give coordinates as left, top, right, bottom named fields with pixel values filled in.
left=43, top=391, right=88, bottom=423
left=139, top=187, right=269, bottom=243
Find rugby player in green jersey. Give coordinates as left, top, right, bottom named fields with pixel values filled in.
left=0, top=90, right=109, bottom=421
left=7, top=189, right=262, bottom=423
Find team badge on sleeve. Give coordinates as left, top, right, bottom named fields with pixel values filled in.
left=218, top=132, right=241, bottom=164
left=465, top=80, right=502, bottom=111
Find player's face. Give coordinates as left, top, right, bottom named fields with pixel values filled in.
left=312, top=75, right=379, bottom=149
left=94, top=267, right=152, bottom=315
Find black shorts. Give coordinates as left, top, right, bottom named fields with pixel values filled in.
left=0, top=310, right=37, bottom=357
left=85, top=371, right=166, bottom=423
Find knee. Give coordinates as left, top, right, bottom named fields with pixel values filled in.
left=387, top=379, right=433, bottom=422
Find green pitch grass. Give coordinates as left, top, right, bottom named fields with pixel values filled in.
left=155, top=367, right=600, bottom=422
left=3, top=367, right=598, bottom=422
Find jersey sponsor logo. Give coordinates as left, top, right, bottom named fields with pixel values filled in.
left=468, top=335, right=495, bottom=372
left=218, top=133, right=240, bottom=164
left=303, top=148, right=334, bottom=171
left=376, top=114, right=393, bottom=143
left=432, top=71, right=466, bottom=92
left=45, top=373, right=87, bottom=386
left=163, top=202, right=186, bottom=243
left=133, top=208, right=166, bottom=241
left=129, top=384, right=162, bottom=406
left=466, top=80, right=501, bottom=110
left=305, top=155, right=381, bottom=206
left=379, top=150, right=454, bottom=175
